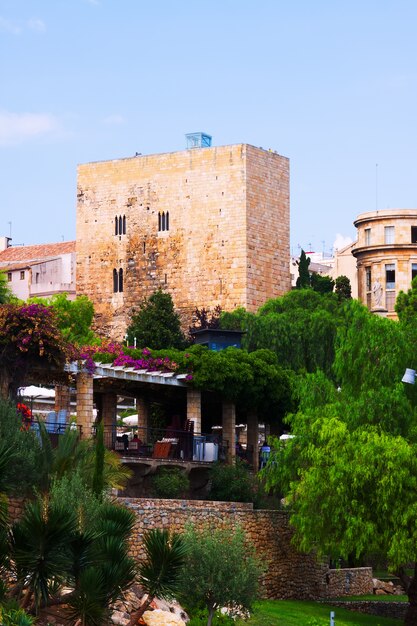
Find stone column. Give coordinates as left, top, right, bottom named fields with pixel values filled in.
left=222, top=400, right=236, bottom=464
left=247, top=411, right=259, bottom=472
left=102, top=392, right=117, bottom=449
left=76, top=372, right=94, bottom=440
left=136, top=397, right=149, bottom=442
left=54, top=385, right=71, bottom=414
left=187, top=389, right=201, bottom=434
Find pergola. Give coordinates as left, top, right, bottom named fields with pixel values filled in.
left=54, top=362, right=261, bottom=469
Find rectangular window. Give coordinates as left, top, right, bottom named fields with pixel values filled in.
left=412, top=263, right=417, bottom=281
left=412, top=226, right=417, bottom=243
left=385, top=263, right=395, bottom=289
left=366, top=292, right=372, bottom=309
left=7, top=272, right=12, bottom=282
left=365, top=267, right=371, bottom=291
left=20, top=271, right=25, bottom=280
left=386, top=291, right=396, bottom=311
left=384, top=226, right=395, bottom=244
left=364, top=228, right=371, bottom=246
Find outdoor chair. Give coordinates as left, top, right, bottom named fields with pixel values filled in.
left=56, top=409, right=68, bottom=432
left=45, top=411, right=57, bottom=434
left=152, top=441, right=172, bottom=459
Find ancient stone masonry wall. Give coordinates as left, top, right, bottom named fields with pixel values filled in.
left=7, top=497, right=26, bottom=522
left=119, top=498, right=327, bottom=600
left=323, top=600, right=407, bottom=621
left=76, top=144, right=290, bottom=340
left=324, top=567, right=373, bottom=597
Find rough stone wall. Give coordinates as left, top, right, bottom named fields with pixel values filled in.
left=7, top=497, right=26, bottom=521
left=323, top=600, right=407, bottom=620
left=120, top=498, right=327, bottom=600
left=324, top=567, right=373, bottom=597
left=246, top=146, right=290, bottom=311
left=76, top=144, right=290, bottom=340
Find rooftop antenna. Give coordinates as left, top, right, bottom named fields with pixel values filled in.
left=8, top=221, right=11, bottom=238
left=321, top=240, right=325, bottom=255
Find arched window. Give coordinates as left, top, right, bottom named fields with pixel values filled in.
left=158, top=212, right=161, bottom=231
left=115, top=216, right=118, bottom=236
left=113, top=269, right=118, bottom=292
left=166, top=211, right=169, bottom=231
left=118, top=268, right=123, bottom=293
left=161, top=211, right=166, bottom=232
left=122, top=215, right=126, bottom=234
left=118, top=216, right=123, bottom=235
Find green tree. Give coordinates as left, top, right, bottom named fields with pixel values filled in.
left=178, top=525, right=263, bottom=626
left=310, top=273, right=334, bottom=294
left=262, top=304, right=417, bottom=626
left=29, top=294, right=99, bottom=346
left=0, top=271, right=13, bottom=304
left=126, top=289, right=186, bottom=350
left=295, top=250, right=311, bottom=289
left=233, top=290, right=344, bottom=377
left=334, top=275, right=352, bottom=301
left=188, top=347, right=294, bottom=428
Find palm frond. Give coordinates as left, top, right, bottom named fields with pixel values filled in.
left=138, top=529, right=187, bottom=600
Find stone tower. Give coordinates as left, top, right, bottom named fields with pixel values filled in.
left=76, top=143, right=290, bottom=340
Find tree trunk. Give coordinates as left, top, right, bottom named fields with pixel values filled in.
left=404, top=563, right=417, bottom=626
left=127, top=595, right=153, bottom=626
left=207, top=606, right=215, bottom=626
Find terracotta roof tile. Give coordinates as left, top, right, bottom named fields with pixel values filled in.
left=0, top=241, right=75, bottom=265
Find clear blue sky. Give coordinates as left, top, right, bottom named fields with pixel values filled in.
left=1, top=0, right=417, bottom=256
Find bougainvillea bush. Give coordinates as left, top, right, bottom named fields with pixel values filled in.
left=0, top=303, right=74, bottom=398
left=79, top=342, right=193, bottom=378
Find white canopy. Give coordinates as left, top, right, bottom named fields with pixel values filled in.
left=122, top=414, right=138, bottom=426
left=18, top=385, right=55, bottom=399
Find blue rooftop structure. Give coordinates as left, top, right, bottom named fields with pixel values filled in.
left=185, top=132, right=212, bottom=149
left=191, top=328, right=244, bottom=351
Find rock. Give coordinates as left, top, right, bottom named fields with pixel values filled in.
left=373, top=578, right=395, bottom=594
left=151, top=599, right=188, bottom=622
left=111, top=610, right=131, bottom=626
left=142, top=610, right=186, bottom=626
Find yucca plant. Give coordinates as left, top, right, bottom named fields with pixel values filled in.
left=67, top=503, right=136, bottom=626
left=129, top=528, right=187, bottom=624
left=10, top=497, right=77, bottom=612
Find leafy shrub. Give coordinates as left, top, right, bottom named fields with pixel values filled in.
left=188, top=608, right=234, bottom=626
left=0, top=601, right=36, bottom=626
left=208, top=460, right=263, bottom=506
left=151, top=467, right=190, bottom=499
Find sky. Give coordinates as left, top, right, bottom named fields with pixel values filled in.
left=1, top=0, right=417, bottom=256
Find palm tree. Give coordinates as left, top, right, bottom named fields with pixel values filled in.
left=129, top=529, right=187, bottom=625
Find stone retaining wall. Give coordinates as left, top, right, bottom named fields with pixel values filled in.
left=119, top=497, right=328, bottom=600
left=7, top=497, right=26, bottom=521
left=324, top=567, right=373, bottom=597
left=323, top=600, right=407, bottom=621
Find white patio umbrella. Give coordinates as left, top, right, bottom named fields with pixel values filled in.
left=122, top=414, right=138, bottom=426
left=18, top=385, right=55, bottom=413
left=18, top=385, right=55, bottom=399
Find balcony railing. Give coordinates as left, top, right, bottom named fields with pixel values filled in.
left=30, top=419, right=83, bottom=447
left=97, top=425, right=229, bottom=463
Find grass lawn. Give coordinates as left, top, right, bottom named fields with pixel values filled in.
left=235, top=600, right=403, bottom=626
